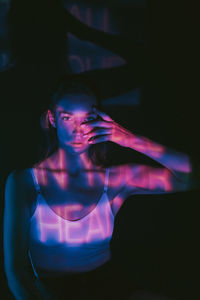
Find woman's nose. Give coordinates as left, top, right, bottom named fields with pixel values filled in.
left=72, top=120, right=84, bottom=133
left=73, top=126, right=83, bottom=134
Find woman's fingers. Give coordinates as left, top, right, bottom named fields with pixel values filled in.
left=81, top=120, right=112, bottom=138
left=81, top=110, right=116, bottom=143
left=88, top=134, right=111, bottom=144
left=93, top=109, right=113, bottom=122
left=81, top=109, right=114, bottom=127
left=81, top=119, right=111, bottom=128
left=87, top=128, right=112, bottom=140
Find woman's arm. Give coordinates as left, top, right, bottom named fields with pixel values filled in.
left=82, top=109, right=199, bottom=192
left=3, top=170, right=45, bottom=300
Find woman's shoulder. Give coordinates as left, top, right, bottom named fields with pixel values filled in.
left=5, top=168, right=38, bottom=214
left=6, top=168, right=35, bottom=192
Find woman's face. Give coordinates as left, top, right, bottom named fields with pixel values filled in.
left=49, top=93, right=98, bottom=154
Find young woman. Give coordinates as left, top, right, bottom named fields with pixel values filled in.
left=3, top=78, right=196, bottom=300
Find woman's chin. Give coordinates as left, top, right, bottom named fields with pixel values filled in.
left=65, top=142, right=89, bottom=154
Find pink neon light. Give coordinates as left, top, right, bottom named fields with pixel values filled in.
left=107, top=166, right=124, bottom=188
left=80, top=155, right=95, bottom=187
left=126, top=165, right=172, bottom=192
left=36, top=201, right=113, bottom=245
left=35, top=164, right=174, bottom=193
left=64, top=218, right=84, bottom=244
left=35, top=156, right=188, bottom=195
left=67, top=5, right=123, bottom=73
left=86, top=208, right=107, bottom=242
left=35, top=167, right=48, bottom=187
left=48, top=151, right=69, bottom=190
left=126, top=165, right=148, bottom=189
left=37, top=204, right=63, bottom=243
left=69, top=5, right=110, bottom=33
left=110, top=195, right=124, bottom=216
left=132, top=136, right=165, bottom=158
left=43, top=153, right=69, bottom=190
left=55, top=204, right=84, bottom=221
left=148, top=168, right=172, bottom=191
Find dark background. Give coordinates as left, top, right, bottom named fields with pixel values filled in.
left=0, top=1, right=199, bottom=299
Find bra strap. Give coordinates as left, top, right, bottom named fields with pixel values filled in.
left=104, top=168, right=110, bottom=193
left=30, top=168, right=41, bottom=194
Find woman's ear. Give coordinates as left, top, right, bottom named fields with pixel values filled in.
left=48, top=110, right=56, bottom=128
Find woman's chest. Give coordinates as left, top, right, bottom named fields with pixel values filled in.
left=40, top=186, right=106, bottom=220
left=32, top=168, right=128, bottom=220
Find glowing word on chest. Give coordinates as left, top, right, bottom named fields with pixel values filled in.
left=35, top=200, right=113, bottom=245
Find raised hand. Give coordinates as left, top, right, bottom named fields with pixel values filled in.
left=81, top=108, right=133, bottom=148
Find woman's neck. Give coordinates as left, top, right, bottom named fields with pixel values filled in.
left=45, top=147, right=94, bottom=174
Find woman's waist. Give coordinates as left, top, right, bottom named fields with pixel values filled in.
left=37, top=258, right=114, bottom=283
left=33, top=249, right=111, bottom=278
left=29, top=239, right=111, bottom=265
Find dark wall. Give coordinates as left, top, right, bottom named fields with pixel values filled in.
left=0, top=1, right=199, bottom=299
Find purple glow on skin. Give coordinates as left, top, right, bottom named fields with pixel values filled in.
left=43, top=165, right=172, bottom=191
left=148, top=168, right=172, bottom=191
left=110, top=195, right=124, bottom=216
left=126, top=165, right=172, bottom=192
left=128, top=136, right=165, bottom=158
left=35, top=162, right=185, bottom=194
left=161, top=155, right=191, bottom=174
left=85, top=207, right=108, bottom=242
left=49, top=100, right=99, bottom=155
left=35, top=202, right=113, bottom=245
left=37, top=205, right=63, bottom=243
left=32, top=98, right=192, bottom=253
left=35, top=160, right=69, bottom=190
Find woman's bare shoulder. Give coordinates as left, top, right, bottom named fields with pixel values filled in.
left=6, top=168, right=35, bottom=192
left=5, top=168, right=37, bottom=216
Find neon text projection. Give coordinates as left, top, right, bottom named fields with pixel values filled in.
left=31, top=161, right=189, bottom=248
left=65, top=3, right=125, bottom=73
left=29, top=102, right=192, bottom=276
left=31, top=195, right=114, bottom=245
left=31, top=105, right=191, bottom=248
left=35, top=159, right=175, bottom=193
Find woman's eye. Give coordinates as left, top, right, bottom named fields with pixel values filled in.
left=62, top=116, right=71, bottom=121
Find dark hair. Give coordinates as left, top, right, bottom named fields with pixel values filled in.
left=39, top=76, right=109, bottom=167
left=49, top=75, right=102, bottom=111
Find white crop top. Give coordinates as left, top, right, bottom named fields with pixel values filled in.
left=28, top=168, right=115, bottom=278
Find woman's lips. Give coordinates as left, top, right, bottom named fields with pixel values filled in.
left=71, top=142, right=85, bottom=146
left=70, top=136, right=88, bottom=146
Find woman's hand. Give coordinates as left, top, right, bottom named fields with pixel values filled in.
left=81, top=109, right=133, bottom=148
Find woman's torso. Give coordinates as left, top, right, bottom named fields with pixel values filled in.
left=29, top=160, right=128, bottom=220
left=27, top=159, right=130, bottom=277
